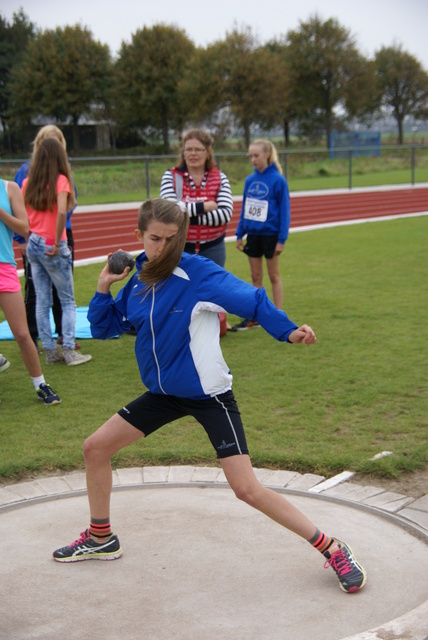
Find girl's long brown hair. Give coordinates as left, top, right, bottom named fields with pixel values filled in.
left=24, top=137, right=75, bottom=212
left=138, top=199, right=189, bottom=294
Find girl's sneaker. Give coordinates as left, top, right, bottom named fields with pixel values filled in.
left=0, top=355, right=10, bottom=373
left=231, top=319, right=260, bottom=331
left=53, top=529, right=122, bottom=562
left=63, top=349, right=92, bottom=366
left=324, top=540, right=367, bottom=593
left=36, top=383, right=61, bottom=405
left=45, top=346, right=64, bottom=365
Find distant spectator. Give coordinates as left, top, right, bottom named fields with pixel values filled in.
left=160, top=128, right=233, bottom=268
left=160, top=128, right=234, bottom=334
left=0, top=177, right=61, bottom=404
left=233, top=139, right=290, bottom=331
left=14, top=125, right=78, bottom=352
left=22, top=137, right=91, bottom=367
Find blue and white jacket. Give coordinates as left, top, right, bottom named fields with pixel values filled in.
left=236, top=163, right=290, bottom=244
left=88, top=252, right=298, bottom=401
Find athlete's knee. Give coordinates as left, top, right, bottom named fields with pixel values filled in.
left=231, top=479, right=264, bottom=507
left=83, top=434, right=108, bottom=464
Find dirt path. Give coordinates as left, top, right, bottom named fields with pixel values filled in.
left=351, top=468, right=428, bottom=500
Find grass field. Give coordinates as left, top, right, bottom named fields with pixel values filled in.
left=1, top=216, right=427, bottom=482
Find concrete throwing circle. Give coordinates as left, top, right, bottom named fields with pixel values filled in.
left=1, top=485, right=427, bottom=640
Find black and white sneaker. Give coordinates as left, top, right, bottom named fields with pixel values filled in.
left=53, top=529, right=122, bottom=562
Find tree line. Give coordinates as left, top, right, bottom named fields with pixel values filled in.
left=1, top=9, right=427, bottom=153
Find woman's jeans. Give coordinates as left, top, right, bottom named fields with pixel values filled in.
left=26, top=233, right=76, bottom=350
left=184, top=239, right=226, bottom=267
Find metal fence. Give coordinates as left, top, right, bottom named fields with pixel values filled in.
left=1, top=144, right=427, bottom=199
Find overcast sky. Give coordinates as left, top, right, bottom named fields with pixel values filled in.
left=3, top=0, right=428, bottom=69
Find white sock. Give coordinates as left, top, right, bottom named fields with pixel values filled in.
left=31, top=375, right=45, bottom=390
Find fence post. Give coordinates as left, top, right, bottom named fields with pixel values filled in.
left=411, top=146, right=416, bottom=185
left=216, top=154, right=221, bottom=170
left=145, top=157, right=150, bottom=199
left=283, top=152, right=288, bottom=180
left=348, top=150, right=353, bottom=190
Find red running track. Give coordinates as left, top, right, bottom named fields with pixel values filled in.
left=13, top=187, right=428, bottom=270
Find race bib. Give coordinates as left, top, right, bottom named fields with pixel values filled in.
left=244, top=197, right=268, bottom=222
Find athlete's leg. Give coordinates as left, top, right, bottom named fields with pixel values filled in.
left=220, top=454, right=317, bottom=540
left=83, top=414, right=144, bottom=520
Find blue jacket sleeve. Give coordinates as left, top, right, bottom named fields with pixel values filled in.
left=277, top=177, right=291, bottom=244
left=87, top=278, right=135, bottom=339
left=66, top=182, right=78, bottom=228
left=13, top=162, right=31, bottom=244
left=195, top=259, right=298, bottom=341
left=14, top=162, right=30, bottom=188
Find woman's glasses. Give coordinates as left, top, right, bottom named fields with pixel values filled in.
left=183, top=147, right=207, bottom=154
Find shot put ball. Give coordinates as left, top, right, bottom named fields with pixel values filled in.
left=108, top=250, right=135, bottom=274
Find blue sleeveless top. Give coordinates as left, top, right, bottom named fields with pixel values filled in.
left=0, top=179, right=16, bottom=266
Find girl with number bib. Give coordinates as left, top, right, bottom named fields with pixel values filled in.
left=233, top=140, right=290, bottom=331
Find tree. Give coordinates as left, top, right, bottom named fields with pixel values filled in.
left=9, top=25, right=111, bottom=149
left=113, top=24, right=195, bottom=152
left=286, top=15, right=376, bottom=148
left=214, top=26, right=279, bottom=147
left=262, top=40, right=300, bottom=147
left=177, top=45, right=225, bottom=128
left=374, top=45, right=428, bottom=144
left=0, top=9, right=35, bottom=150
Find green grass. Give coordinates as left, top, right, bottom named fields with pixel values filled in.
left=1, top=216, right=427, bottom=481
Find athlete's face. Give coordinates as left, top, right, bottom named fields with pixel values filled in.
left=136, top=220, right=179, bottom=261
left=249, top=144, right=269, bottom=172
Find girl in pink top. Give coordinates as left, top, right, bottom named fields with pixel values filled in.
left=23, top=138, right=91, bottom=367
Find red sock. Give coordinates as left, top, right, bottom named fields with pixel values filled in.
left=89, top=517, right=111, bottom=540
left=309, top=529, right=334, bottom=555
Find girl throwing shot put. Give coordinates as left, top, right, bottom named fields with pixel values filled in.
left=53, top=198, right=367, bottom=594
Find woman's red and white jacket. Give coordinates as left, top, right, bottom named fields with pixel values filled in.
left=160, top=165, right=233, bottom=250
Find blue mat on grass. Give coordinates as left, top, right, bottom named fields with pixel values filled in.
left=0, top=306, right=93, bottom=340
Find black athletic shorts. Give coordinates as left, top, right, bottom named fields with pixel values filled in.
left=118, top=390, right=249, bottom=458
left=244, top=234, right=278, bottom=259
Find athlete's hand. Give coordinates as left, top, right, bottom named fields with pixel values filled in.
left=288, top=325, right=316, bottom=345
left=236, top=239, right=244, bottom=251
left=96, top=255, right=132, bottom=293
